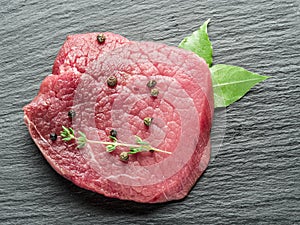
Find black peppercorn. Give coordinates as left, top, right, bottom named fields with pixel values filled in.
left=110, top=129, right=117, bottom=138
left=50, top=133, right=57, bottom=141
left=68, top=110, right=76, bottom=118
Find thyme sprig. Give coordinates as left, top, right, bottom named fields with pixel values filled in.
left=60, top=126, right=171, bottom=161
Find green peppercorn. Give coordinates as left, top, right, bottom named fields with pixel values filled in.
left=120, top=152, right=129, bottom=161
left=147, top=80, right=157, bottom=88
left=110, top=129, right=117, bottom=137
left=144, top=117, right=153, bottom=126
left=50, top=133, right=57, bottom=141
left=97, top=33, right=106, bottom=43
left=150, top=88, right=159, bottom=97
left=107, top=76, right=117, bottom=87
left=68, top=110, right=76, bottom=118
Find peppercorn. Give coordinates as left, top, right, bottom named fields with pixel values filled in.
left=110, top=129, right=117, bottom=138
left=97, top=33, right=106, bottom=43
left=144, top=117, right=153, bottom=126
left=107, top=76, right=117, bottom=87
left=147, top=80, right=157, bottom=88
left=120, top=152, right=129, bottom=161
left=68, top=110, right=76, bottom=118
left=50, top=133, right=57, bottom=141
left=150, top=88, right=159, bottom=97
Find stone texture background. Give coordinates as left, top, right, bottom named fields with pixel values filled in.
left=1, top=0, right=299, bottom=224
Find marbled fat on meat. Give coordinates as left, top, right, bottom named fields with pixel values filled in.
left=23, top=33, right=213, bottom=203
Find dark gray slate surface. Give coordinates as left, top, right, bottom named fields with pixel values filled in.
left=1, top=0, right=299, bottom=224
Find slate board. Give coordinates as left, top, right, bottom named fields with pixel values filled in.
left=1, top=0, right=299, bottom=224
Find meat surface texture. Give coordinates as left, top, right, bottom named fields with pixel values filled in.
left=23, top=33, right=213, bottom=203
left=52, top=32, right=129, bottom=76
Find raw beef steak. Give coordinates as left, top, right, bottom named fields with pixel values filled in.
left=24, top=36, right=213, bottom=203
left=52, top=32, right=129, bottom=76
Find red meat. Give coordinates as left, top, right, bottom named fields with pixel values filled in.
left=52, top=32, right=129, bottom=76
left=24, top=35, right=213, bottom=203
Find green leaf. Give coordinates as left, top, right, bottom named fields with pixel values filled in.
left=77, top=136, right=86, bottom=145
left=106, top=144, right=116, bottom=152
left=60, top=126, right=68, bottom=137
left=78, top=131, right=86, bottom=139
left=109, top=136, right=117, bottom=142
left=61, top=126, right=75, bottom=139
left=69, top=127, right=74, bottom=135
left=210, top=64, right=269, bottom=108
left=129, top=147, right=142, bottom=154
left=135, top=136, right=148, bottom=145
left=62, top=137, right=72, bottom=141
left=135, top=136, right=143, bottom=144
left=77, top=142, right=86, bottom=149
left=179, top=19, right=213, bottom=66
left=62, top=126, right=68, bottom=132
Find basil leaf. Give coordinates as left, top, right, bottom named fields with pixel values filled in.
left=211, top=64, right=269, bottom=108
left=179, top=19, right=213, bottom=67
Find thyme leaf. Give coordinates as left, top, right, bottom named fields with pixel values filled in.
left=60, top=127, right=171, bottom=161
